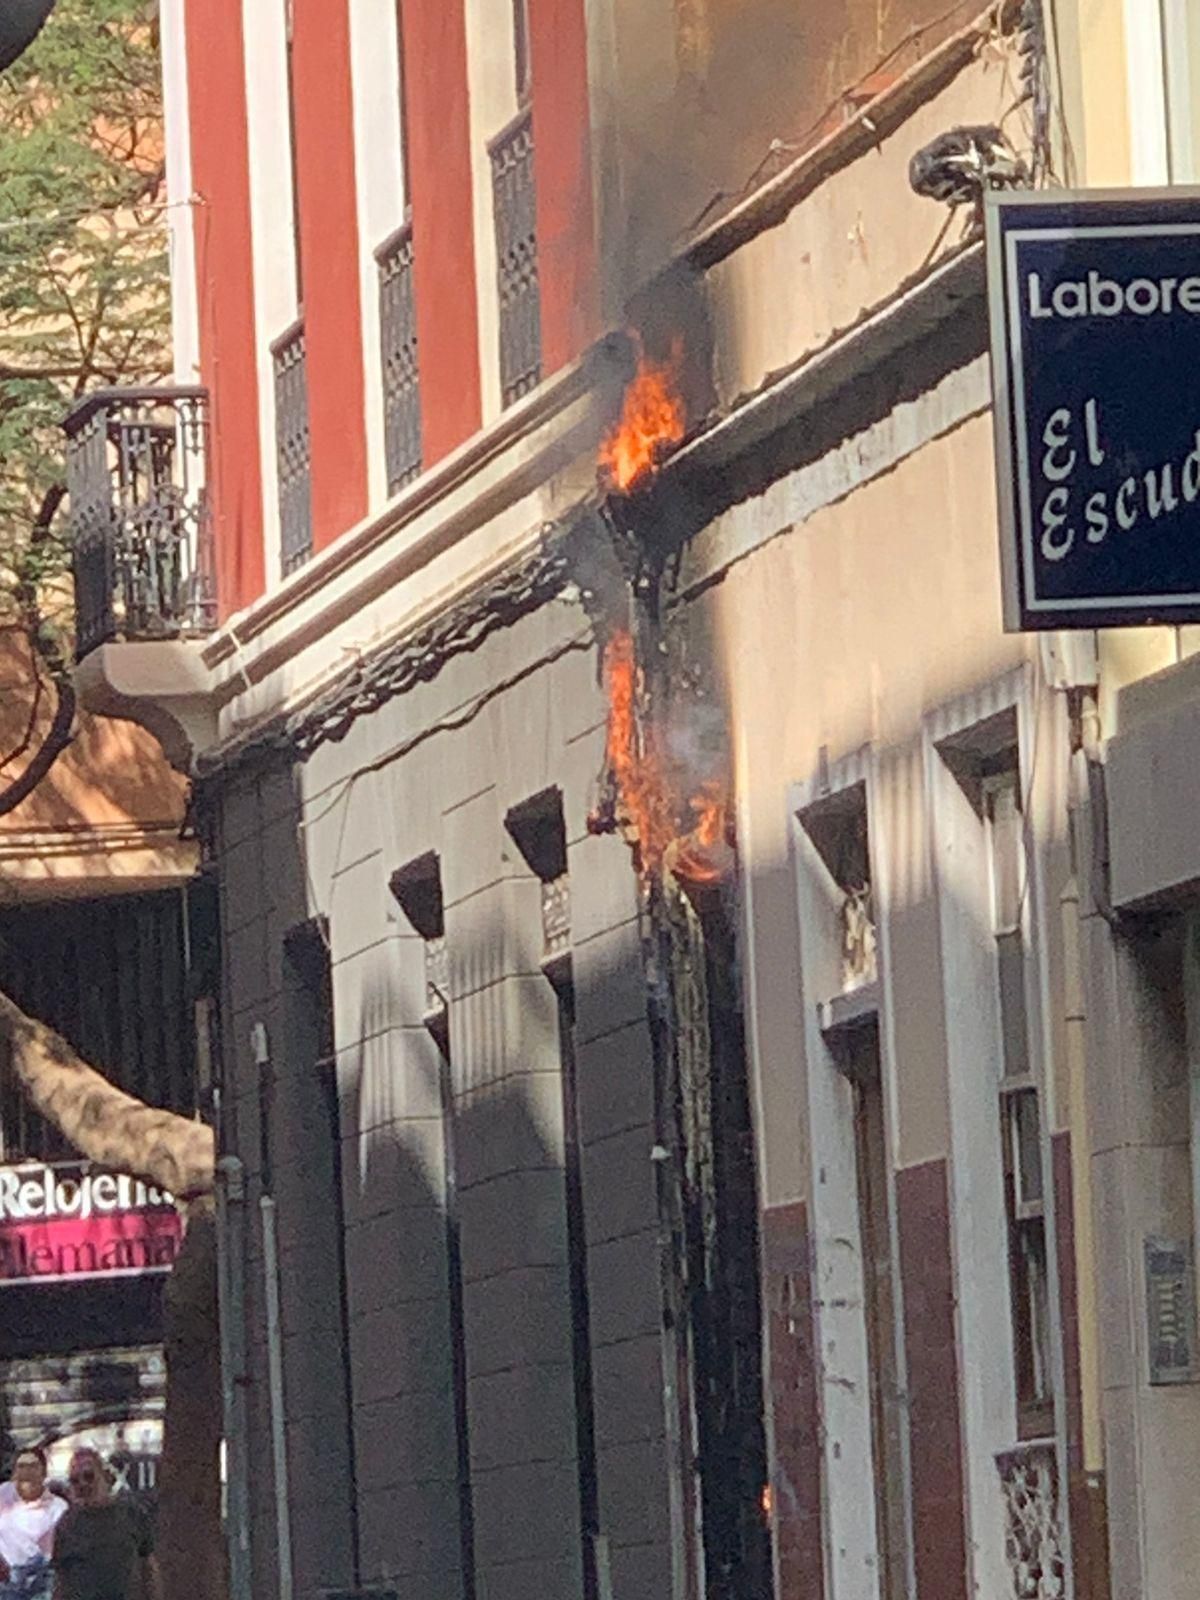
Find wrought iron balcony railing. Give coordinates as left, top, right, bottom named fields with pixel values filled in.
left=378, top=221, right=422, bottom=494
left=996, top=1439, right=1066, bottom=1599
left=273, top=320, right=313, bottom=576
left=66, top=386, right=216, bottom=660
left=490, top=109, right=541, bottom=407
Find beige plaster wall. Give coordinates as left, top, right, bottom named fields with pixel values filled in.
left=0, top=633, right=193, bottom=893
left=596, top=0, right=976, bottom=301
left=1051, top=0, right=1133, bottom=186
left=715, top=411, right=1031, bottom=1196
left=704, top=41, right=1026, bottom=412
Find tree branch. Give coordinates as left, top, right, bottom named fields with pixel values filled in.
left=0, top=988, right=214, bottom=1196
left=0, top=645, right=43, bottom=773
left=0, top=670, right=74, bottom=815
left=30, top=479, right=65, bottom=542
left=0, top=362, right=112, bottom=381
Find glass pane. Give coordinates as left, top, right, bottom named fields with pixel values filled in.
left=997, top=929, right=1030, bottom=1080
left=988, top=775, right=1023, bottom=933
left=1021, top=1218, right=1052, bottom=1404
left=1009, top=1087, right=1043, bottom=1207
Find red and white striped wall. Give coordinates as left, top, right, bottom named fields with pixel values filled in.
left=161, top=0, right=597, bottom=622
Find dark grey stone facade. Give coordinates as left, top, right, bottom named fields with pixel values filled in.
left=211, top=592, right=673, bottom=1600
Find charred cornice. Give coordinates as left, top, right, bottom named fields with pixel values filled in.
left=607, top=239, right=988, bottom=572
left=192, top=237, right=987, bottom=794
left=190, top=502, right=619, bottom=794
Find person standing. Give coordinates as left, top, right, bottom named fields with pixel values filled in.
left=0, top=1447, right=68, bottom=1600
left=51, top=1451, right=158, bottom=1600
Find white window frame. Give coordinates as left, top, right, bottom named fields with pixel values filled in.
left=788, top=745, right=914, bottom=1600
left=348, top=0, right=409, bottom=513
left=924, top=666, right=1071, bottom=1597
left=244, top=0, right=302, bottom=593
left=1161, top=0, right=1200, bottom=180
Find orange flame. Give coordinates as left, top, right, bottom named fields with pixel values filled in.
left=600, top=338, right=686, bottom=493
left=602, top=630, right=672, bottom=873
left=666, top=780, right=733, bottom=887
left=600, top=631, right=731, bottom=885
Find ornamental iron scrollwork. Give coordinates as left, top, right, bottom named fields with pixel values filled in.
left=66, top=387, right=215, bottom=658
left=996, top=1440, right=1067, bottom=1600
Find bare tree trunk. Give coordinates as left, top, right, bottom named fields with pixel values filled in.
left=158, top=1196, right=224, bottom=1600
left=0, top=990, right=213, bottom=1194
left=0, top=989, right=224, bottom=1600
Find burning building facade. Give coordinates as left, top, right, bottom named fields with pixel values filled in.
left=63, top=1, right=1200, bottom=1598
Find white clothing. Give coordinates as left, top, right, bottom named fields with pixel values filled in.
left=0, top=1483, right=66, bottom=1568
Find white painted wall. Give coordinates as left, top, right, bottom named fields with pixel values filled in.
left=348, top=0, right=407, bottom=513
left=866, top=750, right=918, bottom=1600
left=925, top=680, right=1023, bottom=1600
left=243, top=0, right=301, bottom=593
left=790, top=767, right=883, bottom=1600
left=158, top=0, right=199, bottom=385
left=463, top=0, right=522, bottom=426
left=1123, top=0, right=1170, bottom=183
left=1021, top=679, right=1076, bottom=1588
left=1161, top=0, right=1200, bottom=179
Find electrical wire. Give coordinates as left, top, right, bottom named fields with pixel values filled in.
left=682, top=0, right=1004, bottom=237
left=1043, top=0, right=1078, bottom=186
left=0, top=193, right=199, bottom=236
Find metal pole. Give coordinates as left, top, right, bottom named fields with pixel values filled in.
left=1183, top=915, right=1200, bottom=1317
left=261, top=1192, right=294, bottom=1600
left=216, top=1155, right=251, bottom=1600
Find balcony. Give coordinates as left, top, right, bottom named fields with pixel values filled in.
left=65, top=386, right=218, bottom=770
left=378, top=221, right=422, bottom=494
left=67, top=386, right=215, bottom=656
left=490, top=109, right=541, bottom=407
left=272, top=321, right=312, bottom=575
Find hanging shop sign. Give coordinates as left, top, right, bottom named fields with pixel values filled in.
left=0, top=1162, right=181, bottom=1287
left=987, top=188, right=1200, bottom=630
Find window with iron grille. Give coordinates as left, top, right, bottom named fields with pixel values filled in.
left=490, top=109, right=540, bottom=407
left=273, top=321, right=312, bottom=575
left=377, top=223, right=422, bottom=493
left=984, top=760, right=1054, bottom=1441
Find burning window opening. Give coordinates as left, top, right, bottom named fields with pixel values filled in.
left=665, top=778, right=734, bottom=887
left=589, top=630, right=733, bottom=886
left=599, top=335, right=687, bottom=494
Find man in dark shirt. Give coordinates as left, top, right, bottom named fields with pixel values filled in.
left=51, top=1452, right=158, bottom=1600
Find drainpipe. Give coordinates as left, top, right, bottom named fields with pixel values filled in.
left=1182, top=918, right=1200, bottom=1346
left=253, top=1021, right=294, bottom=1600
left=1061, top=685, right=1119, bottom=1596
left=261, top=1193, right=293, bottom=1600
left=215, top=1153, right=252, bottom=1600
left=1058, top=876, right=1104, bottom=1483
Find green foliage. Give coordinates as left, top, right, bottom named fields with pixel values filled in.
left=0, top=0, right=169, bottom=638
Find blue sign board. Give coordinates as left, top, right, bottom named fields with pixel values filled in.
left=987, top=189, right=1200, bottom=630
